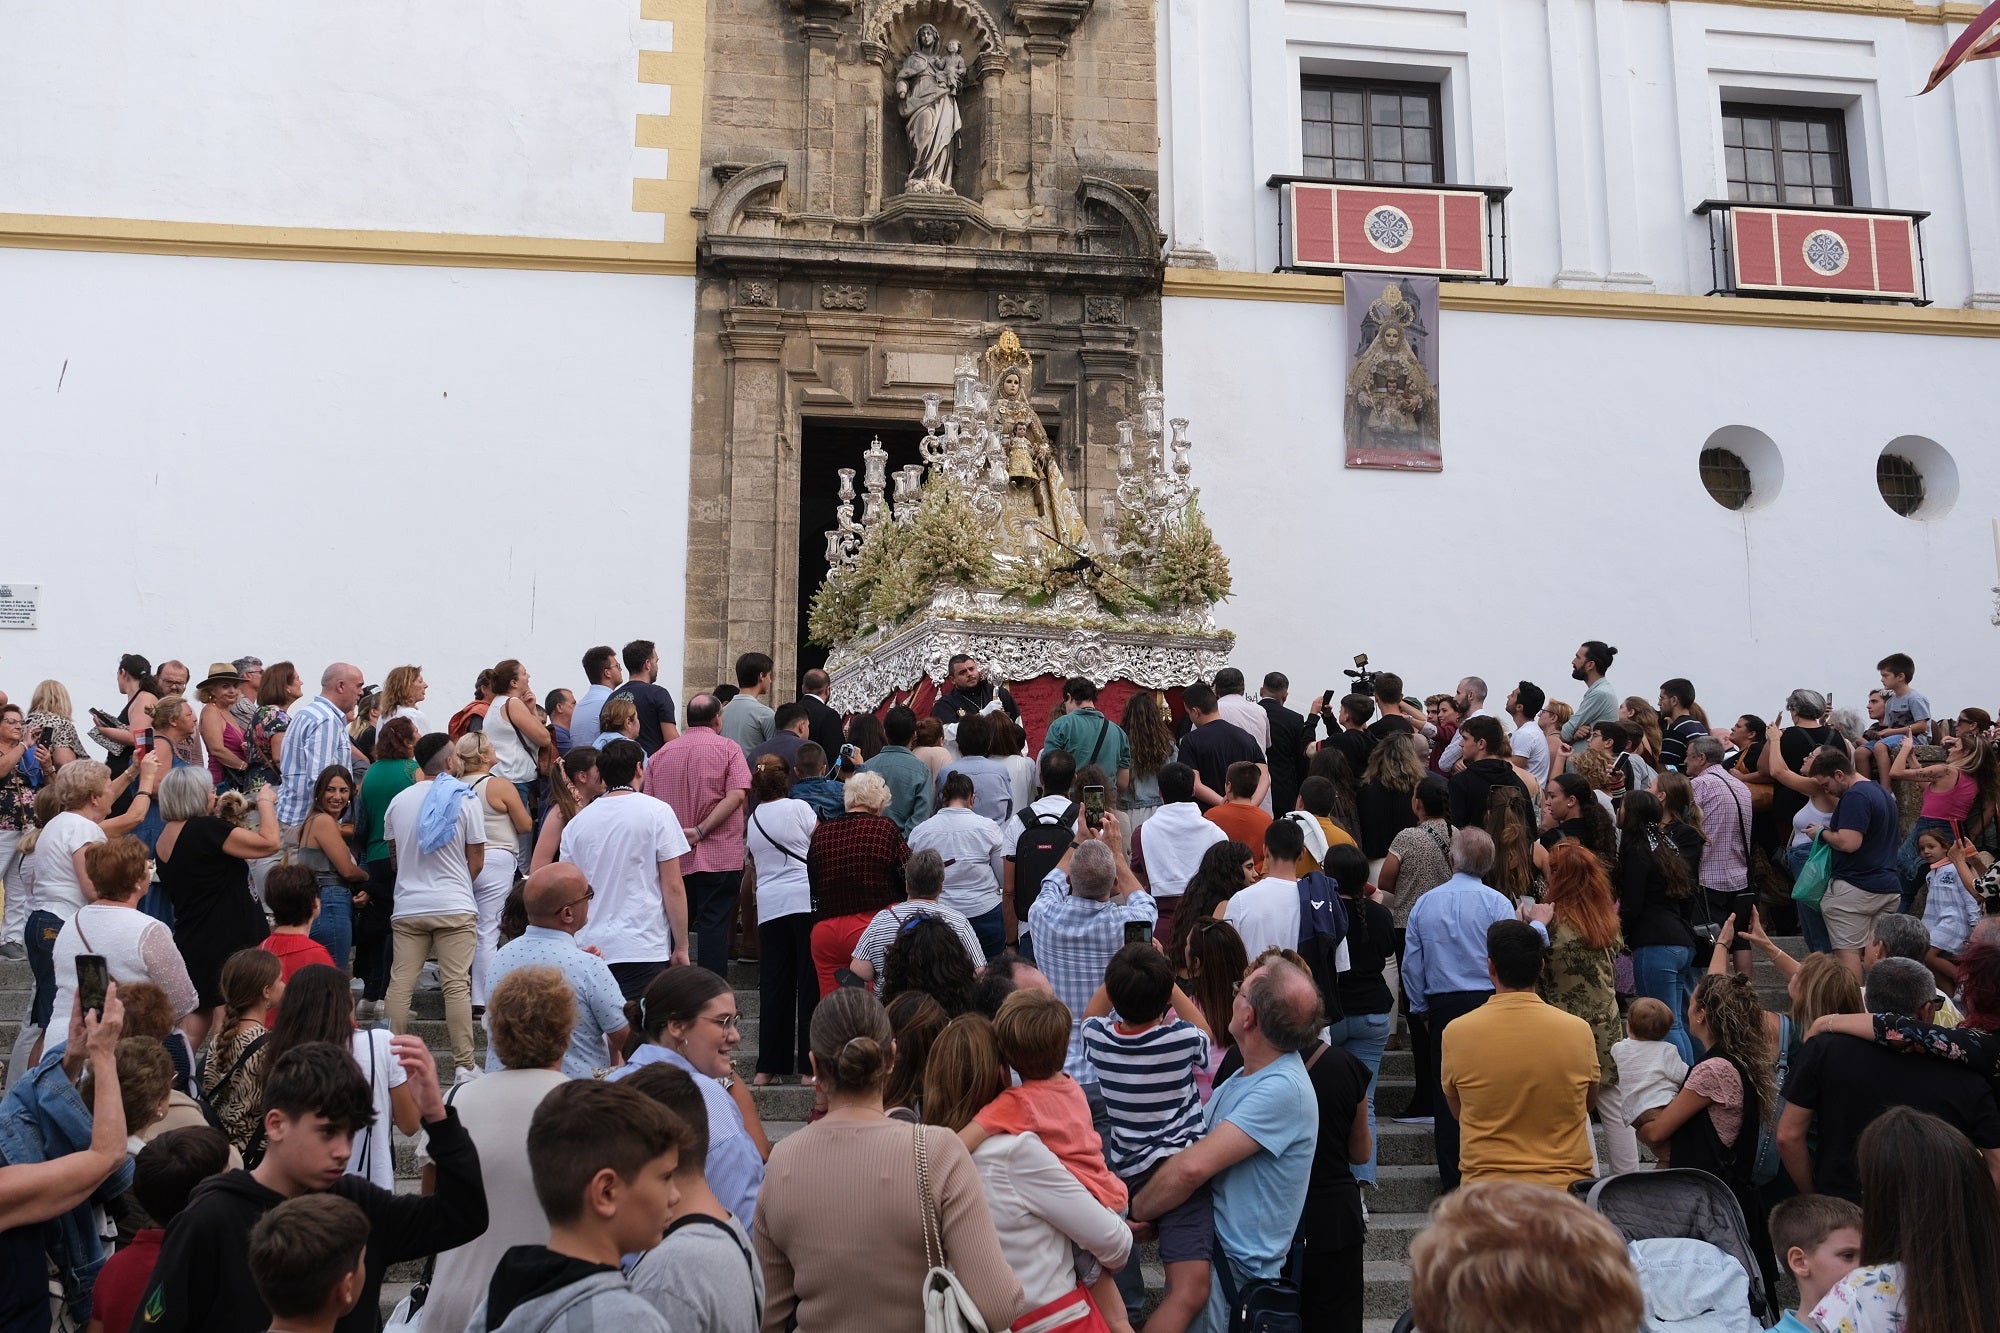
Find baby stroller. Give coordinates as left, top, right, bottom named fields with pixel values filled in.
left=1571, top=1169, right=1776, bottom=1330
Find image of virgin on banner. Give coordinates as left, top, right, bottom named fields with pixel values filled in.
left=1343, top=273, right=1442, bottom=471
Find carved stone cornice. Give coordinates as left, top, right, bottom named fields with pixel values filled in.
left=701, top=232, right=1158, bottom=292
left=785, top=0, right=857, bottom=40
left=1009, top=0, right=1093, bottom=54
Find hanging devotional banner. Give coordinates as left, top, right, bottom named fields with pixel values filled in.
left=1342, top=273, right=1442, bottom=472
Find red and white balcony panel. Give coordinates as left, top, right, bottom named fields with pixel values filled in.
left=1694, top=199, right=1930, bottom=305
left=1269, top=176, right=1511, bottom=282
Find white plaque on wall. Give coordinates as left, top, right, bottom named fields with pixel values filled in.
left=0, top=586, right=41, bottom=630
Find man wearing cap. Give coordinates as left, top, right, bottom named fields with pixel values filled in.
left=276, top=662, right=366, bottom=845
left=229, top=656, right=264, bottom=730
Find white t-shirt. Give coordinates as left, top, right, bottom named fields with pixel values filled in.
left=562, top=792, right=691, bottom=965
left=387, top=705, right=433, bottom=736
left=1511, top=720, right=1552, bottom=786
left=382, top=783, right=485, bottom=920
left=35, top=813, right=106, bottom=920
left=1223, top=876, right=1302, bottom=962
left=745, top=797, right=818, bottom=922
left=347, top=1027, right=410, bottom=1190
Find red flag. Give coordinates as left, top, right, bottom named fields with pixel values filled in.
left=1922, top=0, right=2000, bottom=92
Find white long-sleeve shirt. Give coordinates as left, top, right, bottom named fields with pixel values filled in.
left=971, top=1131, right=1132, bottom=1311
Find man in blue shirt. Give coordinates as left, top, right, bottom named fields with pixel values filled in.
left=486, top=863, right=632, bottom=1079
left=1402, top=826, right=1540, bottom=1189
left=568, top=645, right=624, bottom=751
left=1131, top=955, right=1323, bottom=1333
left=1807, top=746, right=1904, bottom=983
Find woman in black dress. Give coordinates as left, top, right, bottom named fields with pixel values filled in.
left=155, top=766, right=279, bottom=1048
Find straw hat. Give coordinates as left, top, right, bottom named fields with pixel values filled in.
left=197, top=662, right=245, bottom=690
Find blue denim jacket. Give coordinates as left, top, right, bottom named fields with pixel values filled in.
left=0, top=1042, right=134, bottom=1321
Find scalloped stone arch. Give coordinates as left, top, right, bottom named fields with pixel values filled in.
left=708, top=161, right=788, bottom=237
left=864, top=0, right=1005, bottom=64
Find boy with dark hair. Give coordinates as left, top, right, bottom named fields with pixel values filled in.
left=87, top=1127, right=231, bottom=1333
left=1203, top=761, right=1272, bottom=872
left=622, top=1064, right=765, bottom=1333
left=1081, top=945, right=1213, bottom=1333
left=467, top=1080, right=687, bottom=1333
left=1767, top=1194, right=1862, bottom=1330
left=135, top=1038, right=488, bottom=1333
left=245, top=1195, right=370, bottom=1333
left=1861, top=652, right=1929, bottom=779
left=260, top=865, right=335, bottom=983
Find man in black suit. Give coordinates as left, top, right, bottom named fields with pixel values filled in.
left=799, top=668, right=848, bottom=762
left=1258, top=672, right=1312, bottom=818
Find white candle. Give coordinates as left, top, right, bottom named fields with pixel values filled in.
left=1992, top=517, right=2000, bottom=582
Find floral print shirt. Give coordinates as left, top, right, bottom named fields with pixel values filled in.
left=1808, top=1263, right=1904, bottom=1332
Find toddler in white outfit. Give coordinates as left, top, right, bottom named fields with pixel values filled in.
left=1600, top=997, right=1690, bottom=1174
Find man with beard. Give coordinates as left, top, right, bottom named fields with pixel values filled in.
left=931, top=654, right=1021, bottom=728
left=1562, top=641, right=1619, bottom=744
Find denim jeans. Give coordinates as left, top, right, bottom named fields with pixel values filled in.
left=1634, top=944, right=1697, bottom=1065
left=24, top=909, right=60, bottom=1030
left=1327, top=1010, right=1391, bottom=1184
left=309, top=883, right=353, bottom=973
left=965, top=905, right=1005, bottom=961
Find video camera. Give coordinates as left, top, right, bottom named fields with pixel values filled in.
left=1320, top=654, right=1381, bottom=713
left=1342, top=653, right=1380, bottom=697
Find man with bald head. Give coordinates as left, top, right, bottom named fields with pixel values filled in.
left=1132, top=955, right=1325, bottom=1330
left=275, top=661, right=368, bottom=839
left=484, top=863, right=631, bottom=1078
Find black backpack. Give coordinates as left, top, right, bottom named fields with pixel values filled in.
left=1010, top=802, right=1078, bottom=925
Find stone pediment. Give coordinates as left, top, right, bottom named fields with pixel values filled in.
left=697, top=161, right=1160, bottom=290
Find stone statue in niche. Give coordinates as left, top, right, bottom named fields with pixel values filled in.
left=896, top=24, right=962, bottom=194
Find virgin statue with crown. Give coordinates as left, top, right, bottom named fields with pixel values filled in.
left=984, top=332, right=1091, bottom=562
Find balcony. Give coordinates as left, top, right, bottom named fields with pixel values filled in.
left=1694, top=199, right=1930, bottom=305
left=1267, top=176, right=1511, bottom=282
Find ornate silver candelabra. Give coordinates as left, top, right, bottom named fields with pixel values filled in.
left=1103, top=379, right=1195, bottom=571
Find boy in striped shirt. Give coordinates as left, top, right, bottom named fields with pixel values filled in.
left=1081, top=944, right=1215, bottom=1333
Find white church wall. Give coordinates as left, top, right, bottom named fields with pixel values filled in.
left=0, top=247, right=695, bottom=708
left=0, top=0, right=682, bottom=243
left=1166, top=292, right=1997, bottom=724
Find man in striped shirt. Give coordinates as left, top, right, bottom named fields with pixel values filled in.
left=276, top=663, right=365, bottom=836
left=1080, top=943, right=1215, bottom=1332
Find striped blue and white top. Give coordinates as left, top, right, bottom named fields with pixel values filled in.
left=1079, top=1015, right=1211, bottom=1176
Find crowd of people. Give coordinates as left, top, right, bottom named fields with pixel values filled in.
left=0, top=640, right=1995, bottom=1333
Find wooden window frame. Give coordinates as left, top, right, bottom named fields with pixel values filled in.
left=1301, top=76, right=1447, bottom=186
left=1721, top=102, right=1853, bottom=207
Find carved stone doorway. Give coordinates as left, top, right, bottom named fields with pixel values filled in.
left=795, top=419, right=927, bottom=680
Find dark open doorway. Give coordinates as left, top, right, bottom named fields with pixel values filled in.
left=795, top=420, right=927, bottom=682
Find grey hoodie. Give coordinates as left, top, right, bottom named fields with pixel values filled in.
left=466, top=1270, right=672, bottom=1333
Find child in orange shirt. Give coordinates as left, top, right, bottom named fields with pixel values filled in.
left=259, top=865, right=334, bottom=985
left=960, top=988, right=1130, bottom=1331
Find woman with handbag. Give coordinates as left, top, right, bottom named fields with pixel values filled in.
left=753, top=986, right=1023, bottom=1333
left=1615, top=792, right=1702, bottom=1064
left=745, top=754, right=820, bottom=1086
left=924, top=1014, right=1130, bottom=1333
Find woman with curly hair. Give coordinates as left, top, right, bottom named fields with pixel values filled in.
left=1121, top=689, right=1175, bottom=837
left=1167, top=838, right=1255, bottom=970
left=1357, top=730, right=1426, bottom=863
left=882, top=915, right=977, bottom=1018
left=1638, top=971, right=1779, bottom=1293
